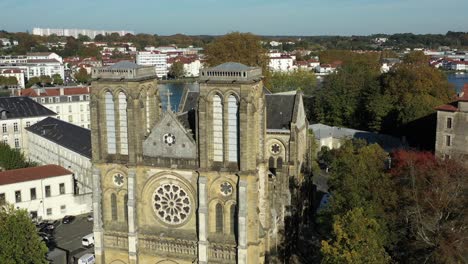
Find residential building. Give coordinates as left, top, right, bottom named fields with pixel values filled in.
left=19, top=86, right=91, bottom=128
left=32, top=28, right=134, bottom=39
left=0, top=54, right=65, bottom=81
left=0, top=38, right=18, bottom=47
left=27, top=52, right=63, bottom=64
left=167, top=56, right=202, bottom=77
left=136, top=51, right=168, bottom=78
left=26, top=117, right=92, bottom=195
left=0, top=97, right=56, bottom=154
left=269, top=55, right=294, bottom=72
left=90, top=61, right=309, bottom=263
left=435, top=84, right=468, bottom=162
left=0, top=68, right=25, bottom=88
left=0, top=165, right=91, bottom=220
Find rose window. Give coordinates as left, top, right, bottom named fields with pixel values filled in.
left=153, top=183, right=191, bottom=225
left=220, top=182, right=233, bottom=196
left=271, top=143, right=281, bottom=154
left=113, top=173, right=124, bottom=187
left=163, top=133, right=176, bottom=146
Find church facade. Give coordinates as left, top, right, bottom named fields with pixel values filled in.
left=90, top=61, right=309, bottom=264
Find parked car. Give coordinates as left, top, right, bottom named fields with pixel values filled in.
left=62, top=215, right=76, bottom=224
left=87, top=214, right=94, bottom=222
left=82, top=233, right=95, bottom=247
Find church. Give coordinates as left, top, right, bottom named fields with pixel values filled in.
left=90, top=61, right=310, bottom=264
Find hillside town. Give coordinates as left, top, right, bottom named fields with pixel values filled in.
left=0, top=27, right=467, bottom=264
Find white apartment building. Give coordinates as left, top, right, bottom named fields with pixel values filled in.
left=20, top=86, right=91, bottom=128
left=136, top=51, right=168, bottom=78
left=0, top=165, right=92, bottom=220
left=32, top=28, right=134, bottom=39
left=26, top=117, right=92, bottom=195
left=269, top=56, right=294, bottom=72
left=0, top=97, right=56, bottom=155
left=0, top=68, right=25, bottom=88
left=27, top=52, right=63, bottom=64
left=0, top=55, right=28, bottom=64
left=183, top=59, right=201, bottom=77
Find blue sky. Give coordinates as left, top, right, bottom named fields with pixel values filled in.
left=0, top=0, right=467, bottom=35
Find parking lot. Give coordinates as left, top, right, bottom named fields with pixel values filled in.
left=38, top=214, right=94, bottom=262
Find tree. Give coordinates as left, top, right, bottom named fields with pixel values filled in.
left=204, top=32, right=268, bottom=70
left=74, top=68, right=91, bottom=84
left=0, top=143, right=37, bottom=170
left=168, top=61, right=185, bottom=79
left=25, top=75, right=52, bottom=88
left=402, top=51, right=429, bottom=65
left=390, top=150, right=468, bottom=263
left=52, top=73, right=63, bottom=85
left=0, top=76, right=18, bottom=87
left=321, top=207, right=391, bottom=264
left=268, top=70, right=317, bottom=96
left=0, top=205, right=48, bottom=263
left=318, top=141, right=397, bottom=247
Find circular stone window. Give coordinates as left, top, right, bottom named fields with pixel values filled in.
left=220, top=182, right=233, bottom=196
left=153, top=183, right=191, bottom=225
left=113, top=173, right=125, bottom=187
left=163, top=133, right=176, bottom=146
left=271, top=143, right=281, bottom=155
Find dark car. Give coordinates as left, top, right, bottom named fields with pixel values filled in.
left=62, top=215, right=76, bottom=224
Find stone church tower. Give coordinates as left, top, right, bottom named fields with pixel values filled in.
left=90, top=61, right=309, bottom=264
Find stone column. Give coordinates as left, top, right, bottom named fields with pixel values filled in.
left=198, top=176, right=209, bottom=264
left=127, top=169, right=138, bottom=264
left=237, top=179, right=248, bottom=264
left=92, top=167, right=105, bottom=264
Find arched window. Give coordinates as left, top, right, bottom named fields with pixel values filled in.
left=227, top=95, right=239, bottom=162
left=124, top=194, right=128, bottom=222
left=111, top=193, right=117, bottom=221
left=212, top=95, right=223, bottom=162
left=105, top=92, right=116, bottom=154
left=230, top=204, right=237, bottom=235
left=118, top=92, right=128, bottom=155
left=215, top=203, right=223, bottom=233
left=277, top=157, right=283, bottom=169
left=269, top=156, right=275, bottom=169
left=146, top=89, right=150, bottom=131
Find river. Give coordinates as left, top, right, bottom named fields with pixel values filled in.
left=158, top=82, right=199, bottom=112
left=447, top=72, right=468, bottom=93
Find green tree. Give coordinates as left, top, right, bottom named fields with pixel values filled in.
left=0, top=205, right=48, bottom=264
left=52, top=73, right=63, bottom=85
left=0, top=143, right=37, bottom=170
left=268, top=70, right=317, bottom=96
left=402, top=51, right=429, bottom=65
left=0, top=76, right=18, bottom=87
left=204, top=32, right=268, bottom=70
left=321, top=207, right=391, bottom=264
left=168, top=61, right=185, bottom=79
left=25, top=75, right=52, bottom=88
left=74, top=68, right=91, bottom=84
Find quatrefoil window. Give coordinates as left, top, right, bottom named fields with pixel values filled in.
left=271, top=143, right=281, bottom=154
left=220, top=182, right=233, bottom=196
left=153, top=183, right=192, bottom=225
left=113, top=173, right=124, bottom=187
left=163, top=133, right=176, bottom=146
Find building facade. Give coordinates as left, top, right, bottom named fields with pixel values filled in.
left=0, top=165, right=91, bottom=220
left=435, top=84, right=468, bottom=162
left=26, top=117, right=92, bottom=195
left=32, top=28, right=134, bottom=39
left=90, top=61, right=309, bottom=264
left=20, top=86, right=91, bottom=128
left=136, top=52, right=168, bottom=78
left=0, top=97, right=56, bottom=155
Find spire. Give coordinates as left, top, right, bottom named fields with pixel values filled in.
left=165, top=90, right=173, bottom=112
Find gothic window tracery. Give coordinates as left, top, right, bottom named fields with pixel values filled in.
left=111, top=193, right=117, bottom=221
left=118, top=92, right=128, bottom=155
left=105, top=92, right=116, bottom=154
left=220, top=182, right=233, bottom=196
left=227, top=95, right=239, bottom=162
left=215, top=203, right=223, bottom=233
left=212, top=94, right=224, bottom=162
left=153, top=183, right=191, bottom=225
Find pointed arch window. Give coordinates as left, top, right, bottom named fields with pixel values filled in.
left=111, top=193, right=117, bottom=221
left=215, top=203, right=223, bottom=233
left=146, top=89, right=150, bottom=131
left=277, top=157, right=283, bottom=169
left=124, top=194, right=128, bottom=222
left=105, top=92, right=116, bottom=154
left=212, top=94, right=224, bottom=162
left=227, top=95, right=239, bottom=162
left=118, top=92, right=128, bottom=155
left=269, top=156, right=275, bottom=169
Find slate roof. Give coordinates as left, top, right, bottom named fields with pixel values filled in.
left=210, top=62, right=255, bottom=71
left=180, top=91, right=199, bottom=113
left=26, top=117, right=91, bottom=158
left=108, top=60, right=143, bottom=69
left=265, top=93, right=296, bottom=130
left=0, top=165, right=72, bottom=186
left=0, top=97, right=56, bottom=119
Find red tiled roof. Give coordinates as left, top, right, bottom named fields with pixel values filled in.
left=0, top=165, right=72, bottom=186
left=435, top=103, right=458, bottom=112
left=460, top=84, right=468, bottom=102
left=20, top=87, right=90, bottom=97
left=27, top=59, right=61, bottom=64
left=435, top=84, right=468, bottom=111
